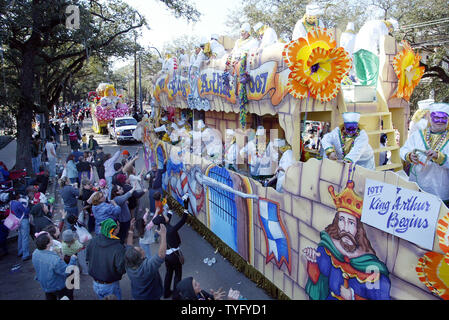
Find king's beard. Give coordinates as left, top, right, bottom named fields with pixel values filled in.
left=333, top=231, right=358, bottom=253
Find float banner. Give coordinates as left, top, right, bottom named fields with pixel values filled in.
left=198, top=68, right=237, bottom=104
left=154, top=75, right=168, bottom=102
left=361, top=179, right=441, bottom=250
left=154, top=61, right=291, bottom=106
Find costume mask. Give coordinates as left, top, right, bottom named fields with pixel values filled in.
left=344, top=122, right=358, bottom=135
left=430, top=112, right=448, bottom=124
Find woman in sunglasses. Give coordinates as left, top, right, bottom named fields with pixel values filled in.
left=321, top=112, right=375, bottom=170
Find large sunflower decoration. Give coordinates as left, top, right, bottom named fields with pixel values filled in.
left=392, top=40, right=425, bottom=102
left=282, top=27, right=352, bottom=102
left=415, top=212, right=449, bottom=300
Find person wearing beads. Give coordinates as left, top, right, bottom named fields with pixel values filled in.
left=230, top=23, right=259, bottom=65
left=224, top=129, right=239, bottom=171
left=292, top=2, right=325, bottom=40
left=321, top=112, right=375, bottom=170
left=400, top=103, right=449, bottom=205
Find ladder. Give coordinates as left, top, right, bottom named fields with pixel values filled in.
left=357, top=94, right=403, bottom=171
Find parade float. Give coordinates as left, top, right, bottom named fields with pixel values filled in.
left=90, top=83, right=129, bottom=134
left=135, top=26, right=449, bottom=300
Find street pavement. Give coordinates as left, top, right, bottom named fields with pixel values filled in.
left=0, top=118, right=273, bottom=300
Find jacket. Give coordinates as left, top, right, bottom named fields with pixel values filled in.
left=31, top=143, right=40, bottom=158
left=10, top=200, right=29, bottom=219
left=86, top=234, right=126, bottom=283
left=88, top=138, right=99, bottom=151
left=66, top=160, right=78, bottom=179
left=92, top=202, right=121, bottom=234
left=104, top=150, right=121, bottom=178
left=32, top=249, right=76, bottom=293
left=112, top=190, right=133, bottom=223
left=60, top=185, right=79, bottom=208
left=145, top=163, right=167, bottom=190
left=166, top=211, right=188, bottom=249
left=30, top=203, right=53, bottom=232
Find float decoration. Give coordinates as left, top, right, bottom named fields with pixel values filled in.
left=88, top=91, right=97, bottom=102
left=416, top=251, right=449, bottom=300
left=282, top=27, right=351, bottom=102
left=416, top=212, right=449, bottom=300
left=392, top=41, right=425, bottom=102
left=437, top=213, right=449, bottom=263
left=238, top=53, right=250, bottom=129
left=95, top=84, right=129, bottom=122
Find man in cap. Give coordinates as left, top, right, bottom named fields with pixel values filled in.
left=266, top=139, right=296, bottom=192
left=224, top=129, right=240, bottom=171
left=257, top=133, right=281, bottom=182
left=321, top=112, right=375, bottom=169
left=210, top=34, right=226, bottom=59
left=400, top=103, right=449, bottom=204
left=292, top=2, right=325, bottom=40
left=231, top=23, right=259, bottom=61
left=178, top=47, right=190, bottom=75
left=192, top=119, right=206, bottom=156
left=189, top=42, right=202, bottom=69
left=86, top=218, right=134, bottom=300
left=202, top=125, right=223, bottom=164
left=169, top=123, right=181, bottom=145
left=161, top=52, right=176, bottom=75
left=191, top=38, right=209, bottom=69
left=353, top=18, right=399, bottom=86
left=240, top=125, right=266, bottom=178
left=253, top=22, right=278, bottom=50
left=173, top=118, right=192, bottom=150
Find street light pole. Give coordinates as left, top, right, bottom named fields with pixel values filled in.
left=134, top=34, right=137, bottom=112
left=148, top=46, right=162, bottom=59
left=139, top=55, right=143, bottom=114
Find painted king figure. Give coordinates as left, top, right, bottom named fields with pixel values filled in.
left=303, top=179, right=391, bottom=300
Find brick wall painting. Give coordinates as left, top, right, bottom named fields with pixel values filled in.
left=157, top=139, right=446, bottom=300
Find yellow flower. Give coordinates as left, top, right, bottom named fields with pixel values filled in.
left=283, top=27, right=351, bottom=102
left=392, top=41, right=425, bottom=102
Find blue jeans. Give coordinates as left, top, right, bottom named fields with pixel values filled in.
left=92, top=280, right=122, bottom=300
left=64, top=206, right=78, bottom=217
left=77, top=249, right=88, bottom=275
left=106, top=176, right=113, bottom=200
left=18, top=218, right=30, bottom=259
left=32, top=156, right=41, bottom=174
left=148, top=188, right=163, bottom=214
left=48, top=157, right=56, bottom=178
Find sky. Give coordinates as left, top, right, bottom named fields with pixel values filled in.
left=113, top=0, right=242, bottom=69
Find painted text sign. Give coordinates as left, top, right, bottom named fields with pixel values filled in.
left=361, top=179, right=441, bottom=250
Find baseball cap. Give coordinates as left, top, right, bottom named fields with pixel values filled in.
left=62, top=229, right=75, bottom=242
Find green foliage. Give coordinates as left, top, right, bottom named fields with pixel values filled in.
left=0, top=0, right=200, bottom=170
left=160, top=0, right=201, bottom=22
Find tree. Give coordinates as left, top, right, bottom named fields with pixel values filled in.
left=0, top=0, right=200, bottom=173
left=223, top=0, right=449, bottom=112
